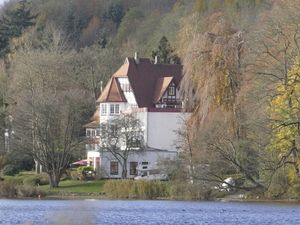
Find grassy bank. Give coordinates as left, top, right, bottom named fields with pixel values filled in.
left=0, top=172, right=106, bottom=198
left=38, top=180, right=106, bottom=197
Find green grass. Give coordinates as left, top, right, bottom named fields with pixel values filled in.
left=38, top=179, right=106, bottom=195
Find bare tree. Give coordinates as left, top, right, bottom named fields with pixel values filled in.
left=99, top=113, right=144, bottom=179
left=9, top=28, right=92, bottom=187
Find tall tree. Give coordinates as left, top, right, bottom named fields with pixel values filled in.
left=152, top=36, right=181, bottom=64
left=268, top=61, right=300, bottom=183
left=0, top=0, right=36, bottom=57
left=10, top=30, right=91, bottom=187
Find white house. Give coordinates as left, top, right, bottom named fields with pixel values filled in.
left=84, top=53, right=189, bottom=178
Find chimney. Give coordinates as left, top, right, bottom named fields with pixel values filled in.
left=134, top=52, right=140, bottom=64
left=100, top=80, right=103, bottom=93
left=154, top=55, right=158, bottom=64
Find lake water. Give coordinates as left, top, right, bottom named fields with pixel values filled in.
left=0, top=199, right=300, bottom=225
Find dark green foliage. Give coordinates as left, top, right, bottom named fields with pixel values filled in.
left=5, top=149, right=34, bottom=172
left=0, top=0, right=36, bottom=57
left=2, top=164, right=19, bottom=176
left=152, top=36, right=180, bottom=64
left=105, top=2, right=125, bottom=27
left=63, top=9, right=89, bottom=44
left=77, top=166, right=94, bottom=174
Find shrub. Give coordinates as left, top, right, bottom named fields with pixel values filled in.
left=37, top=174, right=49, bottom=185
left=2, top=164, right=19, bottom=176
left=23, top=177, right=40, bottom=186
left=70, top=169, right=80, bottom=180
left=0, top=180, right=18, bottom=198
left=103, top=180, right=169, bottom=199
left=17, top=185, right=44, bottom=198
left=77, top=166, right=95, bottom=180
left=169, top=182, right=212, bottom=200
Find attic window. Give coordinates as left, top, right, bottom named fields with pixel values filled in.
left=168, top=86, right=175, bottom=96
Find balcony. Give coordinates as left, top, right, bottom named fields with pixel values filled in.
left=155, top=98, right=182, bottom=109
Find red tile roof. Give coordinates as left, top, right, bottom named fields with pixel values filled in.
left=83, top=108, right=100, bottom=128
left=97, top=57, right=183, bottom=108
left=97, top=77, right=127, bottom=103
left=153, top=76, right=174, bottom=103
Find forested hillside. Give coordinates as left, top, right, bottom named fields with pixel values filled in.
left=1, top=0, right=300, bottom=199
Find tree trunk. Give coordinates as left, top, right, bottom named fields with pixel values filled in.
left=49, top=172, right=61, bottom=188
left=121, top=159, right=127, bottom=179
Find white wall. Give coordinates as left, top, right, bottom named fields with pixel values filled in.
left=99, top=102, right=129, bottom=124
left=99, top=150, right=177, bottom=178
left=147, top=112, right=189, bottom=151
left=118, top=78, right=137, bottom=107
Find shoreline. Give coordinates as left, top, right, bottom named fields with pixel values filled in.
left=1, top=194, right=299, bottom=204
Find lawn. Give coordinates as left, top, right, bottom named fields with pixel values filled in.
left=38, top=179, right=106, bottom=195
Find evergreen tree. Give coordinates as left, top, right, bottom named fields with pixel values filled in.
left=0, top=0, right=36, bottom=57
left=152, top=36, right=181, bottom=64
left=105, top=3, right=125, bottom=27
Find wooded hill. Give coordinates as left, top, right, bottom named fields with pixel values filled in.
left=1, top=0, right=300, bottom=198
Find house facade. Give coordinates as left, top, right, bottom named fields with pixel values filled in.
left=84, top=53, right=189, bottom=178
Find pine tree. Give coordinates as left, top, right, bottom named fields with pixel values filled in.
left=0, top=0, right=36, bottom=57
left=151, top=36, right=181, bottom=64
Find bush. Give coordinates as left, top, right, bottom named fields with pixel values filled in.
left=0, top=180, right=18, bottom=198
left=77, top=166, right=95, bottom=180
left=169, top=182, right=212, bottom=200
left=103, top=180, right=169, bottom=199
left=17, top=185, right=44, bottom=198
left=0, top=179, right=45, bottom=198
left=2, top=164, right=19, bottom=176
left=70, top=169, right=80, bottom=180
left=37, top=174, right=49, bottom=185
left=23, top=174, right=49, bottom=186
left=23, top=177, right=40, bottom=186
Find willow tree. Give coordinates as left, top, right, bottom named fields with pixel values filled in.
left=179, top=12, right=245, bottom=137
left=176, top=12, right=266, bottom=190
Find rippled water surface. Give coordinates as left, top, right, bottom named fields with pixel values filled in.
left=0, top=199, right=300, bottom=225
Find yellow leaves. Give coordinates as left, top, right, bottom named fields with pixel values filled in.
left=268, top=61, right=300, bottom=161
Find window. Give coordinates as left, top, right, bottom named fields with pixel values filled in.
left=121, top=83, right=132, bottom=92
left=91, top=129, right=96, bottom=137
left=86, top=129, right=91, bottom=137
left=115, top=104, right=120, bottom=114
left=141, top=162, right=148, bottom=169
left=110, top=104, right=120, bottom=115
left=130, top=162, right=138, bottom=175
left=110, top=161, right=119, bottom=175
left=168, top=86, right=175, bottom=96
left=110, top=104, right=114, bottom=114
left=101, top=104, right=107, bottom=115
left=96, top=129, right=100, bottom=136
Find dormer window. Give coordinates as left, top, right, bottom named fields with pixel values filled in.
left=168, top=83, right=176, bottom=96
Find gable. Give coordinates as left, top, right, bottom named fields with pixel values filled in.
left=153, top=76, right=174, bottom=103
left=97, top=77, right=127, bottom=103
